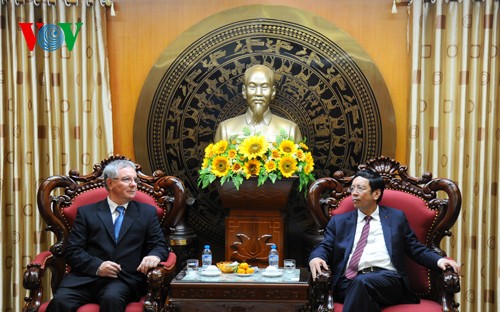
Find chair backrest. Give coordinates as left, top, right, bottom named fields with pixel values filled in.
left=307, top=156, right=461, bottom=299
left=37, top=155, right=187, bottom=290
left=62, top=188, right=162, bottom=228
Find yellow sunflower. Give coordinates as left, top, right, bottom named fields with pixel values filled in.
left=239, top=135, right=269, bottom=159
left=299, top=142, right=309, bottom=150
left=204, top=143, right=214, bottom=158
left=201, top=157, right=209, bottom=170
left=264, top=160, right=277, bottom=173
left=232, top=162, right=243, bottom=173
left=278, top=155, right=298, bottom=178
left=211, top=156, right=230, bottom=177
left=244, top=159, right=261, bottom=178
left=296, top=149, right=306, bottom=161
left=279, top=140, right=297, bottom=155
left=270, top=149, right=281, bottom=160
left=228, top=149, right=238, bottom=159
left=212, top=140, right=228, bottom=154
left=304, top=152, right=314, bottom=174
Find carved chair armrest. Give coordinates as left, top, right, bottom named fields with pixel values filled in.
left=23, top=251, right=54, bottom=312
left=308, top=266, right=461, bottom=312
left=144, top=252, right=177, bottom=312
left=310, top=269, right=333, bottom=312
left=441, top=265, right=461, bottom=312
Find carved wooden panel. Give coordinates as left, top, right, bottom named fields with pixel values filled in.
left=226, top=216, right=284, bottom=267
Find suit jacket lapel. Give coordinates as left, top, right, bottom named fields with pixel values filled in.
left=96, top=199, right=115, bottom=241
left=379, top=206, right=393, bottom=258
left=116, top=201, right=140, bottom=242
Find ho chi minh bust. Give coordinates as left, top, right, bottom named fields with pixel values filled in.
left=214, top=65, right=303, bottom=143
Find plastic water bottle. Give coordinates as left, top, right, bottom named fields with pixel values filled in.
left=201, top=245, right=212, bottom=269
left=268, top=244, right=279, bottom=268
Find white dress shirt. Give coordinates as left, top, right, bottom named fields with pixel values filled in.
left=347, top=207, right=396, bottom=272
left=107, top=198, right=128, bottom=223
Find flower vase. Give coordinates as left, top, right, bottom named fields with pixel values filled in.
left=216, top=176, right=298, bottom=213
left=217, top=176, right=297, bottom=267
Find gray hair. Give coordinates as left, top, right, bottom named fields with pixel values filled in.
left=103, top=159, right=136, bottom=190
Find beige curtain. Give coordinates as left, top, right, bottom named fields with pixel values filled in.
left=408, top=0, right=499, bottom=311
left=0, top=0, right=113, bottom=310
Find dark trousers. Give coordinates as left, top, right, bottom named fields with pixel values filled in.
left=46, top=278, right=131, bottom=312
left=334, top=270, right=404, bottom=312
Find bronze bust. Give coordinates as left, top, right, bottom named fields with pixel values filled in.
left=214, top=65, right=303, bottom=143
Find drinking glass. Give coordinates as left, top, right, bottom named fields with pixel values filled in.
left=186, top=259, right=199, bottom=275
left=284, top=259, right=296, bottom=274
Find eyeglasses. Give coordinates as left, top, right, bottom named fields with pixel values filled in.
left=113, top=177, right=140, bottom=184
left=349, top=185, right=367, bottom=193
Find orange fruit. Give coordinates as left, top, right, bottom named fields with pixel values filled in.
left=239, top=262, right=249, bottom=270
left=246, top=267, right=254, bottom=274
left=237, top=268, right=246, bottom=274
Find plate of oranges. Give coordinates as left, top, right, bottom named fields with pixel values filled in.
left=234, top=262, right=255, bottom=277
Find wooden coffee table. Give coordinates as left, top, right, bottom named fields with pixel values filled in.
left=165, top=267, right=311, bottom=312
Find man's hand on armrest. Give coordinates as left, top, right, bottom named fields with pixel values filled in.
left=137, top=255, right=161, bottom=275
left=437, top=257, right=461, bottom=274
left=309, top=257, right=329, bottom=280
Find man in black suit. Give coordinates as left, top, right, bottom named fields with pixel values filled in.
left=47, top=159, right=169, bottom=312
left=309, top=170, right=460, bottom=312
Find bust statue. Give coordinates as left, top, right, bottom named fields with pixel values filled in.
left=214, top=65, right=303, bottom=143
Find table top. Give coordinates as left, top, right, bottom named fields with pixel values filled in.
left=173, top=267, right=310, bottom=285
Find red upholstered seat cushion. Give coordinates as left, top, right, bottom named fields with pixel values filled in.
left=333, top=299, right=442, bottom=311
left=39, top=298, right=145, bottom=312
left=64, top=188, right=163, bottom=227
left=333, top=190, right=437, bottom=295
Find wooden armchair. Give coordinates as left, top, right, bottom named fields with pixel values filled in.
left=307, top=156, right=461, bottom=312
left=23, top=155, right=187, bottom=312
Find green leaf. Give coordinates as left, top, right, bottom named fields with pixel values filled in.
left=258, top=174, right=268, bottom=186
left=228, top=133, right=239, bottom=142
left=242, top=127, right=251, bottom=136
left=232, top=175, right=244, bottom=190
left=220, top=175, right=230, bottom=184
left=201, top=174, right=216, bottom=189
left=269, top=172, right=278, bottom=183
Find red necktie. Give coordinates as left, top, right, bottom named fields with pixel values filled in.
left=345, top=216, right=372, bottom=279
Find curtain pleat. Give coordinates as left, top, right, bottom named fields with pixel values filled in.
left=408, top=1, right=499, bottom=310
left=0, top=1, right=113, bottom=309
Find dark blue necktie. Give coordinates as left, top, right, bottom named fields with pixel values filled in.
left=114, top=206, right=125, bottom=241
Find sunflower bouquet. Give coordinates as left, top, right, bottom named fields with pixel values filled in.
left=198, top=127, right=315, bottom=193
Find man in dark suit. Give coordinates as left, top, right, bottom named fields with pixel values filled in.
left=47, top=159, right=170, bottom=312
left=309, top=170, right=460, bottom=312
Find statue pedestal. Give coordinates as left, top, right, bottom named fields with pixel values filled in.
left=217, top=177, right=296, bottom=267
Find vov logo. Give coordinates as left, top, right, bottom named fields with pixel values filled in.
left=19, top=22, right=83, bottom=52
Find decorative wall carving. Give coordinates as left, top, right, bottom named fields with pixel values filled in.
left=134, top=5, right=395, bottom=259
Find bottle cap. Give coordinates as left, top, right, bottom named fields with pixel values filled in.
left=204, top=245, right=210, bottom=249
left=271, top=244, right=276, bottom=249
